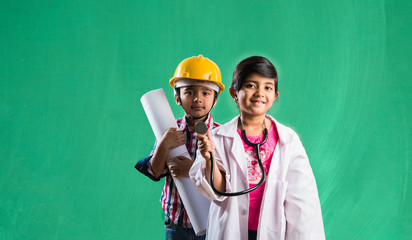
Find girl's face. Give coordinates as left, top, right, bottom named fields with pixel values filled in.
left=230, top=73, right=279, bottom=118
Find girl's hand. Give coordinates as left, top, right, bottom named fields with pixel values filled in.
left=168, top=156, right=193, bottom=178
left=196, top=131, right=215, bottom=161
left=159, top=128, right=186, bottom=150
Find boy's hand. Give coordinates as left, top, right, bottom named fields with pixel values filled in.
left=168, top=156, right=193, bottom=178
left=196, top=131, right=215, bottom=161
left=159, top=128, right=186, bottom=150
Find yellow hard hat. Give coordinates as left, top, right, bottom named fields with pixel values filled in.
left=169, top=55, right=225, bottom=93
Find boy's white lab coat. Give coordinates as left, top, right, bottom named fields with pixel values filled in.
left=190, top=115, right=325, bottom=240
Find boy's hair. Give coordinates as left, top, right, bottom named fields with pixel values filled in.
left=231, top=56, right=278, bottom=92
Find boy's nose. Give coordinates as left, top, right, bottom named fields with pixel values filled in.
left=194, top=93, right=202, bottom=102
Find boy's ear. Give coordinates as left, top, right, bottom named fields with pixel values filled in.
left=174, top=94, right=181, bottom=106
left=212, top=98, right=218, bottom=108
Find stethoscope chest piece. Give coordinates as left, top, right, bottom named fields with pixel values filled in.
left=195, top=118, right=269, bottom=197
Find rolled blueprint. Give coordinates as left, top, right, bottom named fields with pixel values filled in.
left=140, top=88, right=210, bottom=235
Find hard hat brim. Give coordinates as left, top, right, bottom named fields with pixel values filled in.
left=170, top=77, right=225, bottom=93
left=173, top=78, right=220, bottom=93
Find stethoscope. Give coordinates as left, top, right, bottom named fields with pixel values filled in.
left=194, top=117, right=268, bottom=196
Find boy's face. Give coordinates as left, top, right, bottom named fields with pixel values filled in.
left=175, top=85, right=217, bottom=120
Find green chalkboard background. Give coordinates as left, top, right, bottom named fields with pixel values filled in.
left=1, top=0, right=411, bottom=239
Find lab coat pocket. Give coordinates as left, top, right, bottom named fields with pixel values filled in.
left=260, top=181, right=288, bottom=235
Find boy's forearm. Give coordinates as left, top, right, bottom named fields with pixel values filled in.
left=150, top=143, right=169, bottom=178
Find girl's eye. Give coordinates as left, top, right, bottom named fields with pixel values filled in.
left=265, top=86, right=273, bottom=90
left=246, top=84, right=256, bottom=88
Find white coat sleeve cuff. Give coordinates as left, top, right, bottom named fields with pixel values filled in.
left=190, top=153, right=232, bottom=202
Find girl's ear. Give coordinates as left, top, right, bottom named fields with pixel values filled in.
left=229, top=86, right=238, bottom=101
left=229, top=86, right=239, bottom=103
left=275, top=91, right=279, bottom=100
left=174, top=94, right=181, bottom=106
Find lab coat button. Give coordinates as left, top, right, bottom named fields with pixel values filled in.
left=241, top=209, right=247, bottom=215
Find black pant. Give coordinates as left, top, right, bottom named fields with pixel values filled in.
left=248, top=230, right=257, bottom=240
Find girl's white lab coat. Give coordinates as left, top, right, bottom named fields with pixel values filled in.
left=190, top=115, right=325, bottom=240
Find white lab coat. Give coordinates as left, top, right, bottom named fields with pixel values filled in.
left=190, top=115, right=325, bottom=240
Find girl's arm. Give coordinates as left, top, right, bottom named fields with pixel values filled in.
left=284, top=135, right=325, bottom=239
left=196, top=131, right=226, bottom=193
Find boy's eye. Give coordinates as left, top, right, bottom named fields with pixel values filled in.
left=245, top=84, right=256, bottom=88
left=203, top=91, right=211, bottom=96
left=184, top=91, right=193, bottom=95
left=265, top=86, right=273, bottom=90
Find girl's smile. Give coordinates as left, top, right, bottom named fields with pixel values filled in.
left=250, top=99, right=266, bottom=105
left=231, top=73, right=279, bottom=118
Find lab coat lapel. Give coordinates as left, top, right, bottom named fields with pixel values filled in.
left=267, top=116, right=289, bottom=181
left=215, top=116, right=249, bottom=181
left=215, top=115, right=292, bottom=189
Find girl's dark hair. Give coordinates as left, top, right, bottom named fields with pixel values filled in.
left=231, top=56, right=278, bottom=92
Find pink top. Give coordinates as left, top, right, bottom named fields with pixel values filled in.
left=237, top=121, right=278, bottom=231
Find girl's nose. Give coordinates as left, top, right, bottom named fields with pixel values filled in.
left=254, top=87, right=264, bottom=96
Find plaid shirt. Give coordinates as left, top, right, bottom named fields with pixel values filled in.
left=135, top=114, right=220, bottom=228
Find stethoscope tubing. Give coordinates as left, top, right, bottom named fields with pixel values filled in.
left=209, top=128, right=268, bottom=197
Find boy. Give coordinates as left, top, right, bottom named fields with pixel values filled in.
left=136, top=55, right=224, bottom=240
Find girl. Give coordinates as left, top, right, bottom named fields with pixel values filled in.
left=189, top=56, right=325, bottom=240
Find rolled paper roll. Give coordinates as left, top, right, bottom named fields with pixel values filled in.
left=140, top=88, right=210, bottom=235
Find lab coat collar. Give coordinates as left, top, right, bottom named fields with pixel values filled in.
left=215, top=115, right=291, bottom=146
